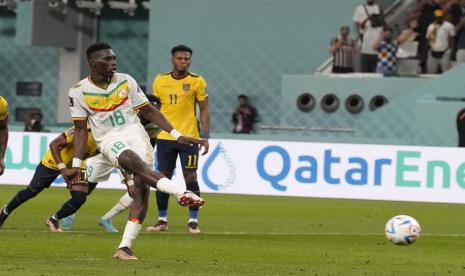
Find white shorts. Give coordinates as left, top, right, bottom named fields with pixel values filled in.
left=98, top=124, right=154, bottom=168
left=86, top=154, right=121, bottom=183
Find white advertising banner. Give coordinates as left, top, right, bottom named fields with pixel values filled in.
left=2, top=131, right=465, bottom=204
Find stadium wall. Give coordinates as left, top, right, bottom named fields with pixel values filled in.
left=147, top=0, right=367, bottom=133
left=277, top=65, right=465, bottom=147
left=2, top=0, right=456, bottom=147
left=0, top=10, right=59, bottom=126
left=0, top=8, right=149, bottom=126
left=1, top=0, right=401, bottom=132
left=279, top=75, right=426, bottom=145
left=99, top=9, right=149, bottom=86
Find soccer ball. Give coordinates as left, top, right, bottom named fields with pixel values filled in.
left=385, top=215, right=421, bottom=245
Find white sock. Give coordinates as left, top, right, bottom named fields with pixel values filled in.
left=156, top=178, right=185, bottom=196
left=158, top=217, right=167, bottom=222
left=118, top=221, right=141, bottom=249
left=102, top=192, right=133, bottom=220
left=188, top=218, right=198, bottom=223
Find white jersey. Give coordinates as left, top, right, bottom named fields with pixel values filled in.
left=426, top=21, right=456, bottom=52
left=353, top=4, right=383, bottom=54
left=68, top=73, right=149, bottom=144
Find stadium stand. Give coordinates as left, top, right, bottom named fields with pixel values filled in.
left=0, top=0, right=463, bottom=145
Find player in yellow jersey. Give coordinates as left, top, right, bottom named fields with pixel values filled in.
left=0, top=96, right=9, bottom=175
left=147, top=45, right=210, bottom=234
left=0, top=125, right=99, bottom=229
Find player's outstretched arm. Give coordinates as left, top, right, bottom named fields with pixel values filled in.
left=139, top=104, right=173, bottom=133
left=139, top=104, right=202, bottom=145
left=69, top=120, right=88, bottom=185
left=50, top=133, right=68, bottom=165
left=0, top=118, right=8, bottom=175
left=198, top=99, right=210, bottom=155
left=49, top=133, right=75, bottom=183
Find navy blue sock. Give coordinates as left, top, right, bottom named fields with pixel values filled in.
left=6, top=186, right=42, bottom=213
left=54, top=191, right=87, bottom=220
left=155, top=190, right=169, bottom=218
left=186, top=181, right=200, bottom=220
left=87, top=182, right=98, bottom=195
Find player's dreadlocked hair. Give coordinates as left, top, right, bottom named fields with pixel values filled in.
left=86, top=42, right=112, bottom=59
left=171, top=45, right=193, bottom=56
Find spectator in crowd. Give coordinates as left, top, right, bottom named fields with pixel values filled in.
left=456, top=3, right=465, bottom=63
left=24, top=112, right=49, bottom=132
left=373, top=26, right=398, bottom=75
left=232, top=95, right=258, bottom=134
left=417, top=0, right=441, bottom=72
left=407, top=6, right=420, bottom=22
left=456, top=107, right=465, bottom=146
left=442, top=0, right=462, bottom=25
left=443, top=0, right=463, bottom=62
left=353, top=0, right=385, bottom=73
left=426, top=9, right=456, bottom=73
left=329, top=25, right=357, bottom=73
left=396, top=18, right=421, bottom=58
left=398, top=18, right=421, bottom=45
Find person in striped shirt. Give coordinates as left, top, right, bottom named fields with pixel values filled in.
left=330, top=26, right=357, bottom=73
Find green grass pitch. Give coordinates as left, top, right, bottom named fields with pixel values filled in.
left=1, top=184, right=465, bottom=275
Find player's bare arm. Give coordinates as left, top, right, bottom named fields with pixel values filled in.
left=0, top=117, right=8, bottom=175
left=69, top=120, right=88, bottom=185
left=138, top=104, right=202, bottom=145
left=198, top=99, right=210, bottom=155
left=49, top=134, right=68, bottom=165
left=49, top=133, right=75, bottom=183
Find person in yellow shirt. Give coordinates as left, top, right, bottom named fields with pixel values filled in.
left=0, top=125, right=99, bottom=230
left=147, top=45, right=210, bottom=234
left=0, top=96, right=9, bottom=175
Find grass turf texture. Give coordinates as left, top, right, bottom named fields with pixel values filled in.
left=0, top=185, right=464, bottom=275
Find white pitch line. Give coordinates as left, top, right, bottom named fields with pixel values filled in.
left=1, top=229, right=465, bottom=237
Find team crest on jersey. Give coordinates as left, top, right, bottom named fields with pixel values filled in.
left=118, top=89, right=127, bottom=98
left=183, top=84, right=190, bottom=91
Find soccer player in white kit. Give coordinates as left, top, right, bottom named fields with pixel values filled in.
left=67, top=42, right=205, bottom=260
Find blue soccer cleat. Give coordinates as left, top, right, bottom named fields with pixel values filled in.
left=99, top=218, right=119, bottom=233
left=61, top=214, right=75, bottom=231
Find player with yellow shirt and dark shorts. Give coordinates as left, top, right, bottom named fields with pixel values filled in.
left=0, top=96, right=9, bottom=176
left=0, top=125, right=99, bottom=230
left=147, top=45, right=210, bottom=234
